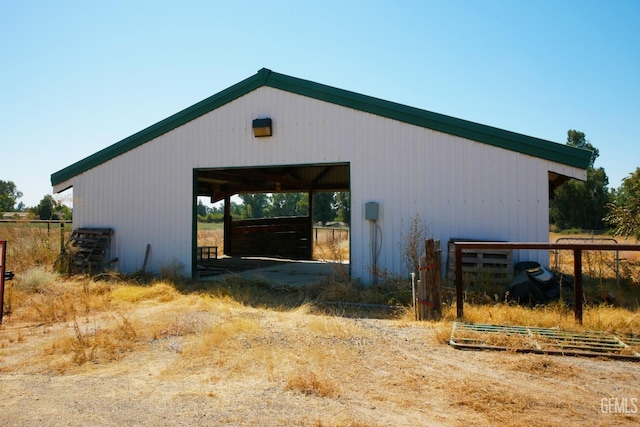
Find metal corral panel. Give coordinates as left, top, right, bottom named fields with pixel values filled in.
left=56, top=86, right=585, bottom=279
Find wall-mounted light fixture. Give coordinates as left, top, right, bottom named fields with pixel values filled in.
left=252, top=118, right=272, bottom=137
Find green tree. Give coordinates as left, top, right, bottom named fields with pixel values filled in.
left=335, top=192, right=350, bottom=225
left=0, top=180, right=23, bottom=213
left=239, top=194, right=268, bottom=218
left=266, top=193, right=307, bottom=217
left=33, top=195, right=56, bottom=219
left=566, top=129, right=599, bottom=167
left=197, top=199, right=208, bottom=217
left=31, top=195, right=72, bottom=220
left=313, top=192, right=335, bottom=225
left=605, top=167, right=640, bottom=239
left=56, top=203, right=72, bottom=220
left=298, top=193, right=309, bottom=214
left=230, top=201, right=245, bottom=218
left=204, top=212, right=224, bottom=222
left=549, top=130, right=611, bottom=230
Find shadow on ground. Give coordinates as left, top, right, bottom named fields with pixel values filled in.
left=170, top=257, right=411, bottom=318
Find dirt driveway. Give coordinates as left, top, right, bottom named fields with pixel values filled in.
left=1, top=302, right=639, bottom=426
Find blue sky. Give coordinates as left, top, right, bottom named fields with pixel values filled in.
left=2, top=0, right=639, bottom=208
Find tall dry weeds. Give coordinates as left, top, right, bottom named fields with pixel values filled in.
left=196, top=227, right=223, bottom=250
left=399, top=213, right=430, bottom=276
left=550, top=233, right=640, bottom=306
left=7, top=271, right=112, bottom=323
left=54, top=313, right=139, bottom=365
left=285, top=369, right=338, bottom=397
left=0, top=223, right=67, bottom=273
left=441, top=300, right=640, bottom=336
left=313, top=228, right=351, bottom=284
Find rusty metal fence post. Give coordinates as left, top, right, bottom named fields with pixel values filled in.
left=0, top=241, right=6, bottom=324
left=574, top=249, right=583, bottom=323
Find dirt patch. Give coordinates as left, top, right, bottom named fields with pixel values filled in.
left=1, top=302, right=639, bottom=426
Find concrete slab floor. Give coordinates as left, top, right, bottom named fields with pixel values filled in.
left=197, top=257, right=348, bottom=287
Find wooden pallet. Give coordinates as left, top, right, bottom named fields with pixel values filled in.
left=446, top=240, right=512, bottom=285
left=68, top=228, right=114, bottom=273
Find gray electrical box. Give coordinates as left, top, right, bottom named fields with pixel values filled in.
left=365, top=201, right=379, bottom=221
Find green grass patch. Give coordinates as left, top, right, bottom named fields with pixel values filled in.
left=197, top=222, right=223, bottom=231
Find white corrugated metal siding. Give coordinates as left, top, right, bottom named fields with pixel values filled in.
left=56, top=87, right=585, bottom=279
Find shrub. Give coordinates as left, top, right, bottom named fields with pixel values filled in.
left=16, top=266, right=58, bottom=293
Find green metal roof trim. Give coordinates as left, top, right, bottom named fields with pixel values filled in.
left=51, top=68, right=592, bottom=186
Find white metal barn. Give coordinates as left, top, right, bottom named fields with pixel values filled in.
left=51, top=68, right=591, bottom=281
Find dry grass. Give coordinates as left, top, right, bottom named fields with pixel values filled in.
left=63, top=313, right=138, bottom=365
left=1, top=275, right=640, bottom=425
left=197, top=226, right=224, bottom=249
left=549, top=232, right=640, bottom=304
left=110, top=281, right=179, bottom=304
left=7, top=270, right=112, bottom=324
left=285, top=369, right=338, bottom=397
left=452, top=378, right=533, bottom=416
left=1, top=227, right=640, bottom=425
left=9, top=270, right=637, bottom=375
left=438, top=300, right=640, bottom=336
left=0, top=222, right=69, bottom=273
left=504, top=354, right=580, bottom=377
left=313, top=227, right=350, bottom=262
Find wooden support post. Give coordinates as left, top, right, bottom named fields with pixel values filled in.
left=60, top=222, right=65, bottom=253
left=417, top=239, right=442, bottom=320
left=142, top=244, right=151, bottom=273
left=417, top=256, right=427, bottom=320
left=307, top=190, right=314, bottom=259
left=223, top=195, right=231, bottom=256
left=455, top=244, right=463, bottom=319
left=574, top=249, right=583, bottom=324
left=427, top=239, right=442, bottom=320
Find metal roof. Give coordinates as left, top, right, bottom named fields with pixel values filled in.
left=51, top=68, right=592, bottom=186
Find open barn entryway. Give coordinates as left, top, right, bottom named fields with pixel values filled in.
left=193, top=163, right=350, bottom=280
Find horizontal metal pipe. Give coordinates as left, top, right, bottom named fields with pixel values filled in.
left=454, top=241, right=640, bottom=251
left=450, top=342, right=640, bottom=362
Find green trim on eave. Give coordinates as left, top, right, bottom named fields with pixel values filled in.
left=51, top=68, right=591, bottom=186
left=51, top=73, right=264, bottom=186
left=262, top=70, right=592, bottom=169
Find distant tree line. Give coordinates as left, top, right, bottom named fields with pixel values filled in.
left=606, top=167, right=640, bottom=239
left=549, top=130, right=609, bottom=231
left=0, top=180, right=24, bottom=213
left=0, top=181, right=72, bottom=220
left=197, top=191, right=351, bottom=226
left=550, top=129, right=640, bottom=238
